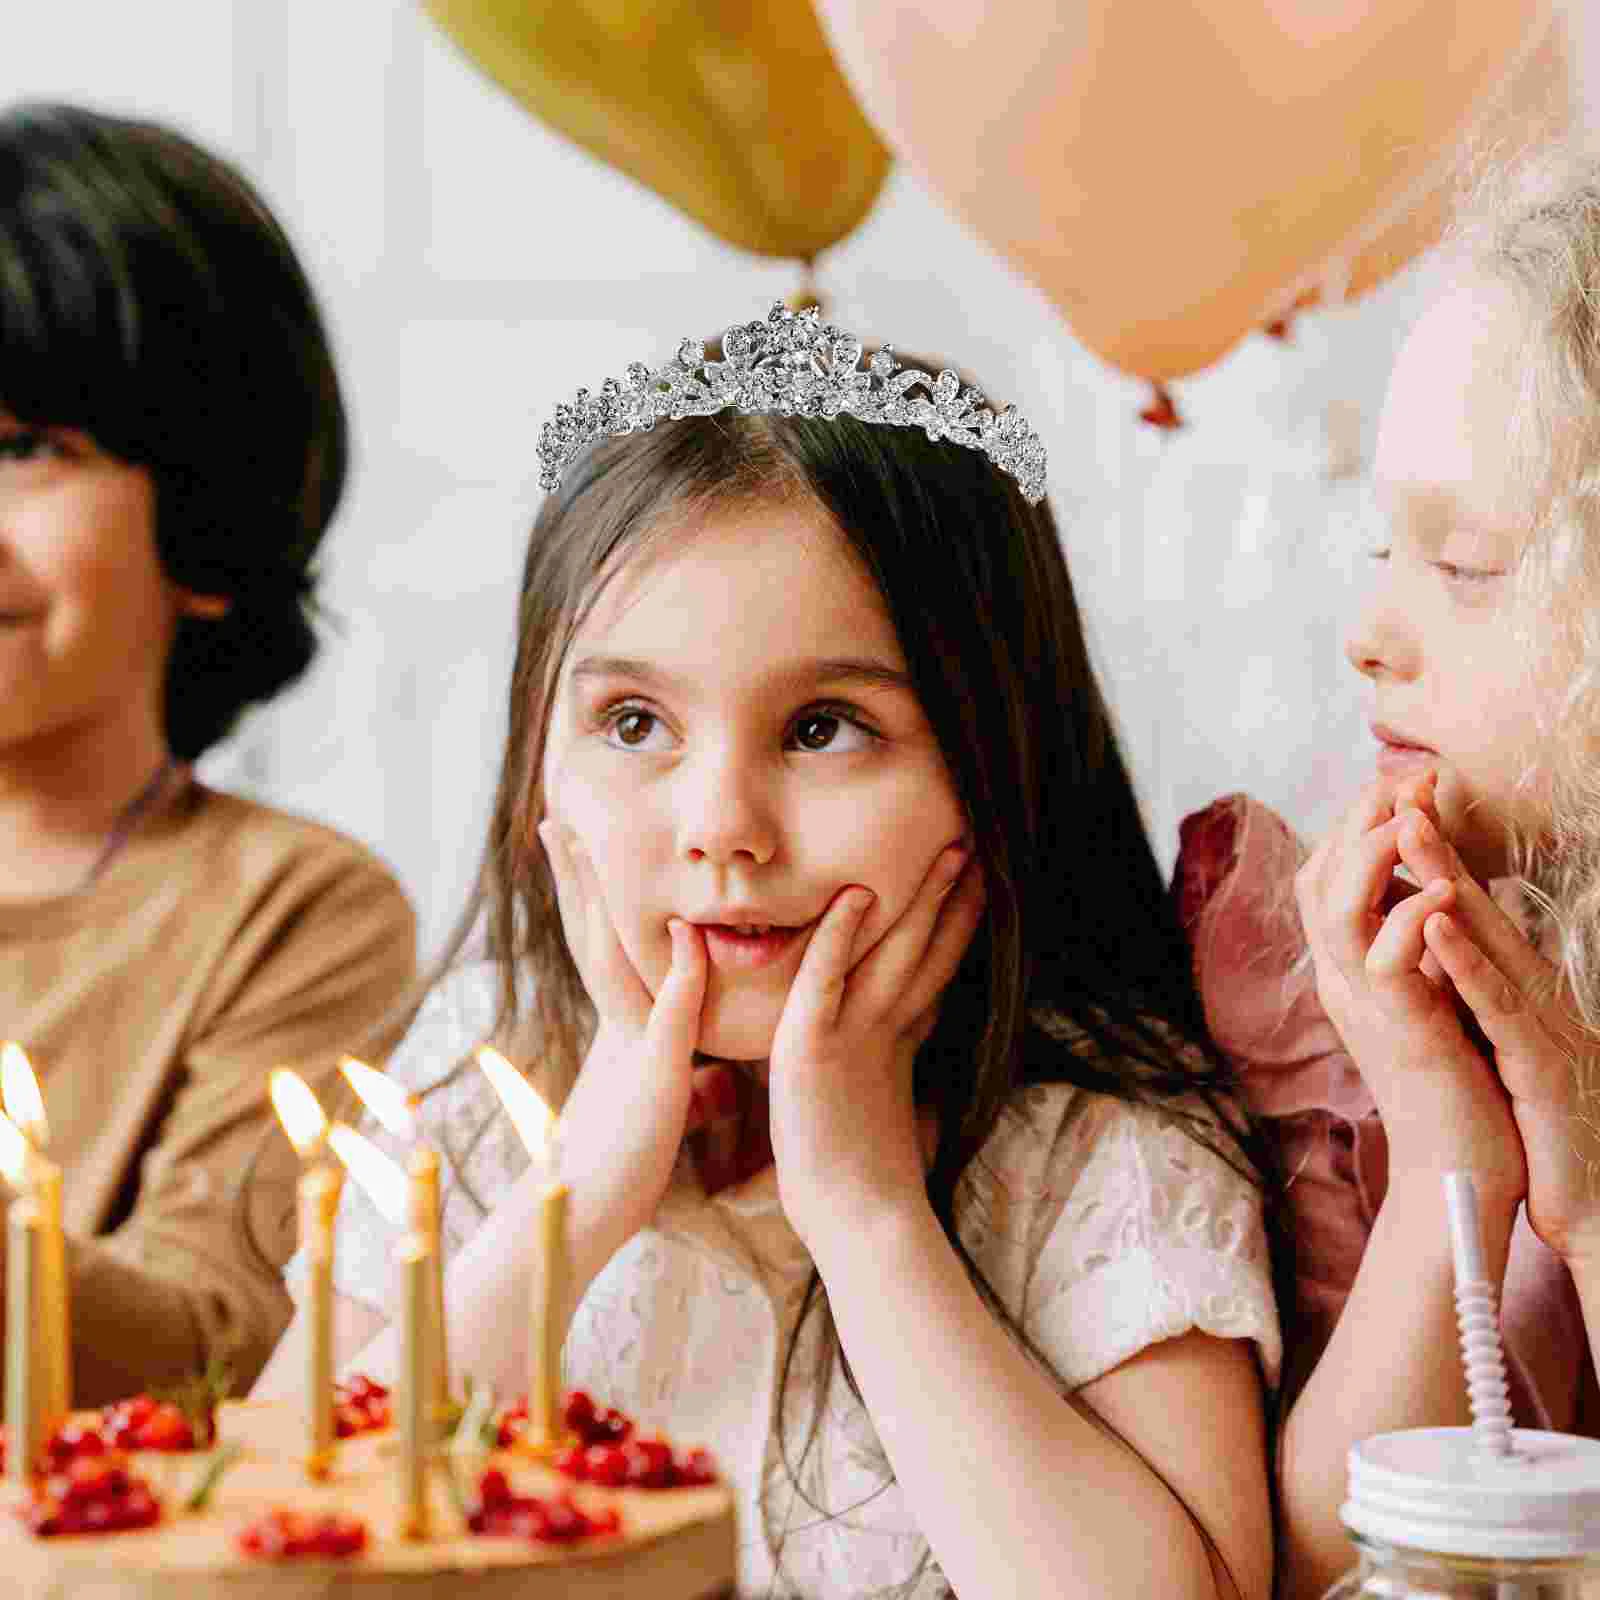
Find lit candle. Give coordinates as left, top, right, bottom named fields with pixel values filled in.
left=1, top=1046, right=68, bottom=1432
left=475, top=1047, right=567, bottom=1449
left=340, top=1058, right=450, bottom=1414
left=269, top=1069, right=345, bottom=1478
left=322, top=1119, right=430, bottom=1538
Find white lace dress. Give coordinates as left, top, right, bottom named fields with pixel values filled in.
left=313, top=964, right=1281, bottom=1600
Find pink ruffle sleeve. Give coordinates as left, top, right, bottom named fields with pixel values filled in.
left=1174, top=794, right=1587, bottom=1428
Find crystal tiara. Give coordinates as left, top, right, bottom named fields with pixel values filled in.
left=535, top=301, right=1048, bottom=505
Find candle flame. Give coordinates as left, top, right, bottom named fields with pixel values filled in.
left=269, top=1068, right=329, bottom=1158
left=326, top=1124, right=409, bottom=1227
left=339, top=1056, right=418, bottom=1142
left=475, top=1047, right=555, bottom=1166
left=1, top=1043, right=49, bottom=1150
left=0, top=1108, right=31, bottom=1189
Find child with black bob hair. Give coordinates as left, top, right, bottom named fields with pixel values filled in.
left=0, top=101, right=415, bottom=1403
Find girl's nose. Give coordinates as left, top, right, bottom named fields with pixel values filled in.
left=1344, top=601, right=1418, bottom=682
left=679, top=755, right=778, bottom=867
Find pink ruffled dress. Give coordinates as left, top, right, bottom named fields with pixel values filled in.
left=1174, top=793, right=1595, bottom=1430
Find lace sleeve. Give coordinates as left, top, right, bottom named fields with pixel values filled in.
left=284, top=962, right=530, bottom=1314
left=1019, top=1095, right=1282, bottom=1392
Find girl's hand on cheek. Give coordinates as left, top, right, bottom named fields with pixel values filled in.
left=538, top=820, right=710, bottom=1258
left=1399, top=820, right=1600, bottom=1270
left=767, top=842, right=985, bottom=1255
left=1296, top=781, right=1526, bottom=1208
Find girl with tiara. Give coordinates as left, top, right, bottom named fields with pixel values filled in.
left=0, top=103, right=416, bottom=1400
left=262, top=305, right=1283, bottom=1598
left=1175, top=147, right=1600, bottom=1599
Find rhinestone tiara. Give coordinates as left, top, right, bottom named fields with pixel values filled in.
left=535, top=301, right=1048, bottom=505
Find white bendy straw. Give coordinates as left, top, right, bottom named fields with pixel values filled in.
left=1443, top=1172, right=1515, bottom=1459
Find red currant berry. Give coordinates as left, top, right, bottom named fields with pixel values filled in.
left=622, top=1438, right=673, bottom=1488
left=583, top=1444, right=629, bottom=1487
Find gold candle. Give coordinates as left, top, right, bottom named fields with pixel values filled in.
left=270, top=1069, right=349, bottom=1480
left=1, top=1046, right=68, bottom=1429
left=396, top=1231, right=433, bottom=1540
left=338, top=1059, right=451, bottom=1424
left=5, top=1194, right=43, bottom=1488
left=527, top=1177, right=569, bottom=1448
left=406, top=1148, right=450, bottom=1418
left=474, top=1047, right=567, bottom=1449
left=299, top=1164, right=343, bottom=1475
left=33, top=1166, right=68, bottom=1431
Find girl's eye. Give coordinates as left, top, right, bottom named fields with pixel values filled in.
left=0, top=429, right=60, bottom=464
left=596, top=701, right=879, bottom=754
left=1433, top=560, right=1505, bottom=585
left=791, top=707, right=876, bottom=753
left=1366, top=547, right=1391, bottom=563
left=602, top=706, right=669, bottom=751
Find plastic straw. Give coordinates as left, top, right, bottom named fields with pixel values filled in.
left=1443, top=1172, right=1514, bottom=1459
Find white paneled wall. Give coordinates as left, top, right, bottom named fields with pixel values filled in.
left=5, top=0, right=1421, bottom=953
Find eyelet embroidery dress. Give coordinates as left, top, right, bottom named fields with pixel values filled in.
left=313, top=964, right=1281, bottom=1599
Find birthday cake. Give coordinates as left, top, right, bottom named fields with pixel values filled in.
left=0, top=1384, right=736, bottom=1599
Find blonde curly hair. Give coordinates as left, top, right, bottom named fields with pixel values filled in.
left=1444, top=140, right=1600, bottom=1029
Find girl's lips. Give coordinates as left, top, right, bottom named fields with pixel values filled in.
left=697, top=922, right=810, bottom=971
left=1374, top=739, right=1437, bottom=776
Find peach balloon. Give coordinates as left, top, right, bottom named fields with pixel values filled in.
left=813, top=0, right=1573, bottom=379
left=424, top=0, right=891, bottom=264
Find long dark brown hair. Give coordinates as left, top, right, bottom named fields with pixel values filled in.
left=432, top=392, right=1291, bottom=1593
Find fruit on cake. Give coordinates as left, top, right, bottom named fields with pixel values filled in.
left=1, top=1383, right=735, bottom=1600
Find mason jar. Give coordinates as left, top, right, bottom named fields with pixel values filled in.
left=1323, top=1427, right=1600, bottom=1600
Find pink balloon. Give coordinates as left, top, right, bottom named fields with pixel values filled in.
left=815, top=0, right=1572, bottom=378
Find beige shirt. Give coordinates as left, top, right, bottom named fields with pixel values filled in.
left=327, top=964, right=1280, bottom=1600
left=0, top=781, right=416, bottom=1401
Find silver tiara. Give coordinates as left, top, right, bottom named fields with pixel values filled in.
left=536, top=301, right=1048, bottom=505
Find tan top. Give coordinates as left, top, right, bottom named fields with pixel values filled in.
left=0, top=782, right=417, bottom=1403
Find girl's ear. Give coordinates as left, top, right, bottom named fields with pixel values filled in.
left=177, top=590, right=231, bottom=621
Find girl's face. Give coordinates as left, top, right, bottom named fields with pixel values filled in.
left=0, top=415, right=180, bottom=754
left=541, top=495, right=969, bottom=1062
left=1358, top=278, right=1554, bottom=878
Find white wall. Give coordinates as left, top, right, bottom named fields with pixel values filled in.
left=4, top=0, right=1414, bottom=954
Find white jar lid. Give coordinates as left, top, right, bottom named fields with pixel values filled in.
left=1343, top=1428, right=1600, bottom=1560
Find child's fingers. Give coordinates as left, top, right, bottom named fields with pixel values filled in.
left=1422, top=913, right=1559, bottom=1089
left=1392, top=768, right=1439, bottom=823
left=847, top=843, right=974, bottom=1020
left=1396, top=816, right=1548, bottom=994
left=642, top=918, right=708, bottom=1066
left=1365, top=877, right=1454, bottom=987
left=1339, top=780, right=1401, bottom=849
left=540, top=821, right=653, bottom=1029
left=784, top=887, right=876, bottom=1037
left=1298, top=786, right=1391, bottom=905
left=1320, top=814, right=1409, bottom=968
left=888, top=857, right=987, bottom=1027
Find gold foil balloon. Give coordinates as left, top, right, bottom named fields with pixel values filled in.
left=813, top=0, right=1571, bottom=379
left=423, top=0, right=891, bottom=263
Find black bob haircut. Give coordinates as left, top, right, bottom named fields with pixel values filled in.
left=0, top=101, right=348, bottom=759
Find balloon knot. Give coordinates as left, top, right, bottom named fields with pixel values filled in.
left=1138, top=382, right=1182, bottom=430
